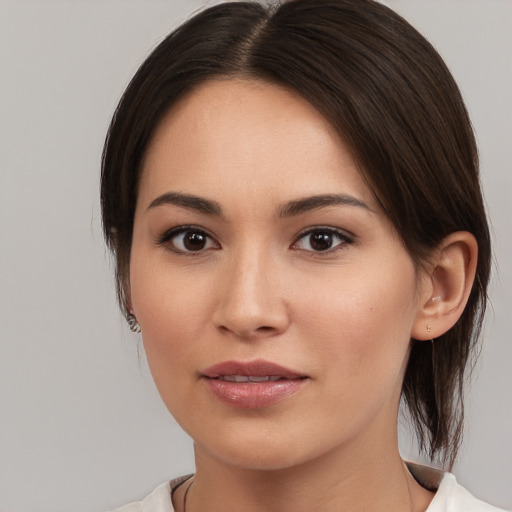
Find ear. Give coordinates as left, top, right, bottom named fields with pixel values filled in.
left=412, top=231, right=478, bottom=341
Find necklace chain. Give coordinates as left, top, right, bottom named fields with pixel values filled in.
left=182, top=477, right=193, bottom=512
left=181, top=474, right=415, bottom=512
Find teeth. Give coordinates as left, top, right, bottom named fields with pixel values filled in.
left=246, top=376, right=269, bottom=382
left=223, top=375, right=251, bottom=382
left=220, top=375, right=282, bottom=382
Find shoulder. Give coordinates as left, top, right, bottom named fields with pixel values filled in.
left=429, top=472, right=508, bottom=512
left=107, top=475, right=192, bottom=512
left=406, top=462, right=507, bottom=512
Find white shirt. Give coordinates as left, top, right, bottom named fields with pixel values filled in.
left=109, top=464, right=507, bottom=512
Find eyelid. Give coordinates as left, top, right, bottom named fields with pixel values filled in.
left=291, top=226, right=354, bottom=252
left=155, top=224, right=353, bottom=255
left=155, top=225, right=220, bottom=254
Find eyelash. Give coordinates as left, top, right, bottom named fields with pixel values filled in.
left=156, top=225, right=219, bottom=256
left=156, top=226, right=354, bottom=256
left=291, top=227, right=354, bottom=254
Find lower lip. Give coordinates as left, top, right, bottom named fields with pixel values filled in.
left=204, top=378, right=307, bottom=409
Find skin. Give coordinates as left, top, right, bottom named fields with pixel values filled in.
left=129, top=79, right=467, bottom=512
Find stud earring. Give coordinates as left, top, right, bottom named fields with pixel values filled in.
left=127, top=314, right=141, bottom=333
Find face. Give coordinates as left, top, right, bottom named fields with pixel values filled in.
left=130, top=79, right=428, bottom=471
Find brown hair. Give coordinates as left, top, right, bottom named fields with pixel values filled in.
left=101, top=0, right=491, bottom=468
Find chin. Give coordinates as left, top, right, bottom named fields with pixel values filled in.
left=199, top=441, right=312, bottom=472
left=189, top=420, right=337, bottom=473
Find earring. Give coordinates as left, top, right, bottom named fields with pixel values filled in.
left=127, top=314, right=141, bottom=333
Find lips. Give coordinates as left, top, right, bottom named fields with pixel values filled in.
left=203, top=360, right=305, bottom=380
left=201, top=360, right=308, bottom=409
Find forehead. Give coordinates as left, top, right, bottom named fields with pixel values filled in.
left=138, top=79, right=375, bottom=210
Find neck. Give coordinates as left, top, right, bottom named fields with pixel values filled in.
left=179, top=435, right=433, bottom=512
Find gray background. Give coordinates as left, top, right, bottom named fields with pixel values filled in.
left=0, top=1, right=510, bottom=511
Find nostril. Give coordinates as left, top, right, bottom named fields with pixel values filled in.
left=216, top=324, right=278, bottom=339
left=213, top=301, right=290, bottom=338
left=256, top=326, right=275, bottom=332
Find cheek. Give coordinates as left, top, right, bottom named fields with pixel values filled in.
left=129, top=249, right=214, bottom=371
left=296, top=264, right=418, bottom=433
left=130, top=262, right=217, bottom=424
left=292, top=259, right=418, bottom=375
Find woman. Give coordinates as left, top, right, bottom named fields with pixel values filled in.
left=101, top=1, right=504, bottom=511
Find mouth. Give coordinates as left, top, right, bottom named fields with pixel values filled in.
left=202, top=359, right=306, bottom=380
left=214, top=375, right=293, bottom=382
left=201, top=359, right=309, bottom=408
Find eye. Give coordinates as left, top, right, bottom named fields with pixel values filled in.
left=157, top=227, right=219, bottom=254
left=292, top=228, right=352, bottom=253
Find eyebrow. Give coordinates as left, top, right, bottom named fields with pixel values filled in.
left=147, top=191, right=372, bottom=217
left=148, top=192, right=222, bottom=215
left=278, top=194, right=373, bottom=217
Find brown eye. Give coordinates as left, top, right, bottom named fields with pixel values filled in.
left=293, top=228, right=352, bottom=253
left=182, top=231, right=208, bottom=251
left=159, top=227, right=218, bottom=254
left=309, top=232, right=334, bottom=251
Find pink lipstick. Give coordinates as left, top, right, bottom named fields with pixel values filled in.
left=201, top=360, right=308, bottom=408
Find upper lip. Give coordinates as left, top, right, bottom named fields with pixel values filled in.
left=202, top=359, right=306, bottom=379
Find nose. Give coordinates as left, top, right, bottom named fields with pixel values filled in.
left=212, top=250, right=290, bottom=340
